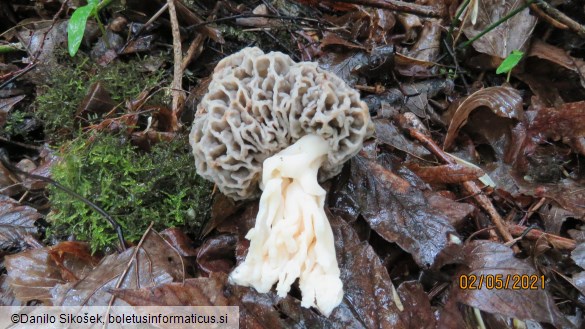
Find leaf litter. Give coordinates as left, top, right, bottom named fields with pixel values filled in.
left=1, top=0, right=585, bottom=328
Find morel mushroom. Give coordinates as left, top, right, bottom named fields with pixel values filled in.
left=189, top=47, right=373, bottom=316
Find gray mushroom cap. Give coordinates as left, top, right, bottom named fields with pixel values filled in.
left=189, top=47, right=374, bottom=201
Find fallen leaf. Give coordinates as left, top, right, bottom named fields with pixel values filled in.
left=160, top=228, right=198, bottom=257
left=330, top=155, right=458, bottom=268
left=397, top=281, right=436, bottom=329
left=444, top=86, right=524, bottom=150
left=444, top=241, right=570, bottom=328
left=330, top=213, right=406, bottom=328
left=407, top=162, right=484, bottom=184
left=406, top=19, right=441, bottom=63
left=320, top=32, right=367, bottom=50
left=527, top=101, right=585, bottom=156
left=0, top=195, right=40, bottom=251
left=113, top=272, right=229, bottom=306
left=425, top=192, right=475, bottom=228
left=0, top=274, right=23, bottom=306
left=48, top=242, right=99, bottom=282
left=528, top=39, right=585, bottom=89
left=5, top=242, right=96, bottom=305
left=196, top=234, right=237, bottom=275
left=51, top=229, right=185, bottom=306
left=462, top=0, right=536, bottom=58
left=374, top=118, right=430, bottom=158
left=74, top=82, right=115, bottom=125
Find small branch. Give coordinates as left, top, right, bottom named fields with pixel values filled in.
left=508, top=224, right=577, bottom=250
left=167, top=0, right=185, bottom=131
left=534, top=0, right=585, bottom=38
left=528, top=3, right=567, bottom=30
left=331, top=0, right=445, bottom=18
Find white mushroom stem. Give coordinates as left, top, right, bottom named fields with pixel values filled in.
left=229, top=134, right=343, bottom=316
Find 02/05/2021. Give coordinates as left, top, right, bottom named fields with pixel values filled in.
left=458, top=274, right=545, bottom=290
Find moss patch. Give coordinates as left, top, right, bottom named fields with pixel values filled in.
left=48, top=132, right=212, bottom=252
left=33, top=52, right=165, bottom=142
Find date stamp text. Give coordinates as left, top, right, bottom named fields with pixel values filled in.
left=458, top=274, right=545, bottom=290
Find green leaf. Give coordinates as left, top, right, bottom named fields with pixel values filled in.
left=496, top=50, right=524, bottom=74
left=67, top=4, right=96, bottom=57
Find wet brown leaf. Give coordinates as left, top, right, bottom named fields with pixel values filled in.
left=113, top=272, right=229, bottom=306
left=201, top=193, right=240, bottom=238
left=405, top=18, right=441, bottom=62
left=462, top=0, right=536, bottom=58
left=47, top=242, right=99, bottom=282
left=320, top=32, right=367, bottom=50
left=528, top=101, right=585, bottom=155
left=528, top=39, right=585, bottom=89
left=51, top=229, right=185, bottom=306
left=160, top=228, right=198, bottom=257
left=0, top=195, right=40, bottom=251
left=396, top=281, right=435, bottom=329
left=0, top=274, right=23, bottom=306
left=425, top=192, right=475, bottom=229
left=5, top=242, right=96, bottom=305
left=323, top=8, right=395, bottom=46
left=196, top=234, right=237, bottom=275
left=446, top=241, right=570, bottom=328
left=407, top=162, right=484, bottom=184
left=330, top=213, right=406, bottom=328
left=75, top=82, right=115, bottom=125
left=331, top=155, right=458, bottom=268
left=366, top=79, right=453, bottom=115
left=319, top=45, right=394, bottom=85
left=374, top=118, right=430, bottom=158
left=444, top=86, right=524, bottom=150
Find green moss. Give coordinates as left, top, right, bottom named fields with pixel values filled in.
left=33, top=51, right=165, bottom=142
left=4, top=111, right=28, bottom=136
left=217, top=25, right=262, bottom=45
left=48, top=132, right=212, bottom=252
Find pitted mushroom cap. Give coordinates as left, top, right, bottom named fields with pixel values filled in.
left=189, top=47, right=374, bottom=200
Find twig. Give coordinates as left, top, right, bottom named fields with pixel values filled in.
left=106, top=223, right=154, bottom=311
left=0, top=63, right=36, bottom=89
left=534, top=0, right=585, bottom=38
left=508, top=224, right=576, bottom=250
left=329, top=0, right=445, bottom=18
left=121, top=3, right=169, bottom=52
left=167, top=0, right=185, bottom=131
left=180, top=34, right=206, bottom=72
left=518, top=197, right=546, bottom=226
left=186, top=14, right=324, bottom=32
left=0, top=136, right=42, bottom=151
left=407, top=128, right=516, bottom=244
left=528, top=2, right=567, bottom=30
